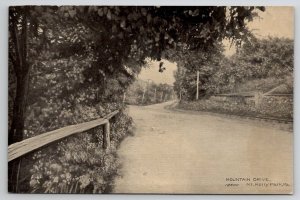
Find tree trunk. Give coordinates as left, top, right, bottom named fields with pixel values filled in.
left=8, top=7, right=30, bottom=193
left=9, top=6, right=30, bottom=144
left=8, top=62, right=30, bottom=194
left=8, top=73, right=29, bottom=145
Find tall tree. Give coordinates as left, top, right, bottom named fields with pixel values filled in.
left=207, top=37, right=294, bottom=94
left=9, top=7, right=30, bottom=144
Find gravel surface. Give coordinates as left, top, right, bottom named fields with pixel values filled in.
left=114, top=101, right=293, bottom=194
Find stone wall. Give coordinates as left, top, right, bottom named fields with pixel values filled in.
left=258, top=95, right=293, bottom=119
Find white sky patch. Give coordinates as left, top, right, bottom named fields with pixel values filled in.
left=247, top=7, right=294, bottom=39
left=223, top=39, right=237, bottom=57
left=138, top=59, right=177, bottom=85
left=223, top=6, right=294, bottom=57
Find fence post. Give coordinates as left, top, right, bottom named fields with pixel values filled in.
left=141, top=87, right=146, bottom=103
left=103, top=121, right=110, bottom=149
left=254, top=92, right=264, bottom=109
left=196, top=70, right=200, bottom=100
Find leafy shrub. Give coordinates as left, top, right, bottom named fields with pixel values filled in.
left=27, top=107, right=132, bottom=193
left=29, top=132, right=118, bottom=193
left=178, top=96, right=293, bottom=120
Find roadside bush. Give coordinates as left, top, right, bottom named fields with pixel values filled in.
left=28, top=132, right=118, bottom=193
left=15, top=100, right=133, bottom=193
left=26, top=107, right=132, bottom=193
left=178, top=97, right=293, bottom=120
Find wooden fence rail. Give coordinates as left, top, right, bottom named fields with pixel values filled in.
left=8, top=110, right=119, bottom=162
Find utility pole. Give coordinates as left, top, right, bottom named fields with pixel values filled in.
left=154, top=87, right=157, bottom=102
left=179, top=89, right=182, bottom=101
left=196, top=70, right=200, bottom=100
left=141, top=86, right=146, bottom=103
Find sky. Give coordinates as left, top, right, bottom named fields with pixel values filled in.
left=138, top=59, right=178, bottom=85
left=138, top=7, right=294, bottom=85
left=224, top=6, right=294, bottom=56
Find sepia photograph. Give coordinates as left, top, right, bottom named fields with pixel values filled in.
left=8, top=6, right=293, bottom=194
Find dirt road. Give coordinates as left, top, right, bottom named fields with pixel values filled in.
left=114, top=101, right=293, bottom=194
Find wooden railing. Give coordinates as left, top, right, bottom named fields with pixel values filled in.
left=8, top=110, right=119, bottom=162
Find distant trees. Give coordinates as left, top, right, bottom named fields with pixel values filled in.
left=173, top=36, right=294, bottom=100
left=125, top=79, right=174, bottom=105
left=234, top=37, right=293, bottom=78
left=208, top=37, right=294, bottom=93
left=172, top=43, right=225, bottom=100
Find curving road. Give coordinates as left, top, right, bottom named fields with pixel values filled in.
left=114, top=101, right=293, bottom=194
